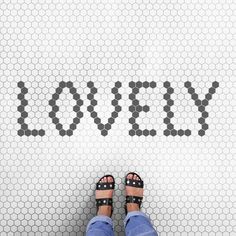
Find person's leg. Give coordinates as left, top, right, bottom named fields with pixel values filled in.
left=86, top=175, right=115, bottom=236
left=124, top=211, right=158, bottom=236
left=124, top=173, right=158, bottom=236
left=86, top=215, right=114, bottom=236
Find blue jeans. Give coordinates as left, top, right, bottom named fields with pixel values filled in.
left=86, top=211, right=158, bottom=236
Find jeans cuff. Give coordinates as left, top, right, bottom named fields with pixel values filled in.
left=124, top=211, right=150, bottom=227
left=86, top=215, right=113, bottom=232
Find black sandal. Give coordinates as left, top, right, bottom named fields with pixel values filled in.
left=124, top=172, right=144, bottom=214
left=96, top=174, right=115, bottom=217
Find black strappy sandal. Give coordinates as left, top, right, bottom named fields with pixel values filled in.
left=124, top=172, right=144, bottom=214
left=96, top=174, right=115, bottom=217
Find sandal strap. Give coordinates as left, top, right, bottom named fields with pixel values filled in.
left=125, top=178, right=144, bottom=188
left=126, top=195, right=143, bottom=206
left=96, top=198, right=113, bottom=207
left=96, top=182, right=115, bottom=190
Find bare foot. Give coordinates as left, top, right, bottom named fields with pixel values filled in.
left=126, top=173, right=144, bottom=212
left=96, top=176, right=114, bottom=217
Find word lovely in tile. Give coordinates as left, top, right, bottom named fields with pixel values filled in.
left=17, top=81, right=219, bottom=137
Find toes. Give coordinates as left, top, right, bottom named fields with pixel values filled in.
left=135, top=174, right=140, bottom=181
left=127, top=173, right=141, bottom=181
left=107, top=176, right=113, bottom=183
left=100, top=177, right=106, bottom=183
left=99, top=176, right=114, bottom=184
left=127, top=174, right=133, bottom=180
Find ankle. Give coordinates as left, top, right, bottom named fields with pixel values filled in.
left=97, top=206, right=112, bottom=217
left=127, top=203, right=140, bottom=213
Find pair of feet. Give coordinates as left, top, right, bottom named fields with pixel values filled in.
left=96, top=173, right=143, bottom=217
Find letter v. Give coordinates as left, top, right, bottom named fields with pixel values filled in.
left=87, top=81, right=122, bottom=136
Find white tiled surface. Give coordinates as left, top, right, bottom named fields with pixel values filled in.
left=0, top=0, right=235, bottom=235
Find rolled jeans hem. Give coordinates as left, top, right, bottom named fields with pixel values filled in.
left=124, top=211, right=150, bottom=227
left=86, top=215, right=113, bottom=233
